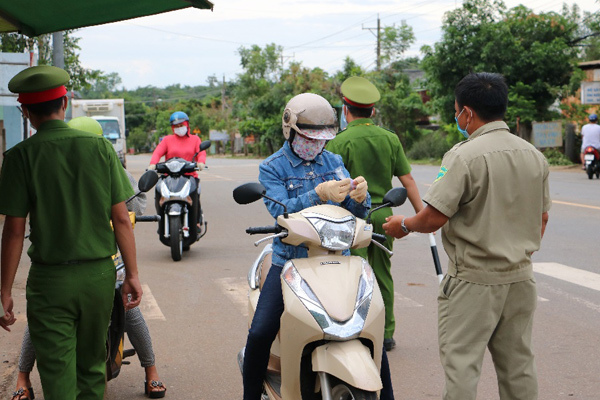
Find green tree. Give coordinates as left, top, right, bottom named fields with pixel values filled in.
left=380, top=22, right=416, bottom=67
left=421, top=0, right=579, bottom=135
left=334, top=57, right=365, bottom=84
left=1, top=31, right=108, bottom=91
left=372, top=65, right=426, bottom=149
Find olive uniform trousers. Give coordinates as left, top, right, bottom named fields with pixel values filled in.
left=438, top=276, right=538, bottom=400
left=26, top=259, right=116, bottom=400
left=351, top=207, right=395, bottom=339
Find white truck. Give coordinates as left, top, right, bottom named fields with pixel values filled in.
left=70, top=98, right=127, bottom=167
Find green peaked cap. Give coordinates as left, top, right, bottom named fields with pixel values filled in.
left=8, top=65, right=69, bottom=93
left=341, top=76, right=380, bottom=106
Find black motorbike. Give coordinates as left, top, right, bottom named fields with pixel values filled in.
left=107, top=169, right=160, bottom=381
left=154, top=140, right=211, bottom=261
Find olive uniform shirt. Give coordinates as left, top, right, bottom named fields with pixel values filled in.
left=326, top=118, right=411, bottom=203
left=423, top=121, right=551, bottom=285
left=0, top=120, right=133, bottom=265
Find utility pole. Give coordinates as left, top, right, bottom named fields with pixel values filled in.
left=280, top=53, right=294, bottom=71
left=52, top=31, right=64, bottom=69
left=363, top=15, right=381, bottom=71
left=221, top=75, right=226, bottom=112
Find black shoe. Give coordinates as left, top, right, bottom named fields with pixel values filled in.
left=384, top=338, right=396, bottom=351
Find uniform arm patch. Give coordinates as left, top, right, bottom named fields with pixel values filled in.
left=434, top=166, right=448, bottom=183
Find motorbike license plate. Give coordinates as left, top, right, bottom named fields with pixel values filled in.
left=585, top=154, right=595, bottom=160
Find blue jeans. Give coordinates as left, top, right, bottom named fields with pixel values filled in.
left=242, top=265, right=394, bottom=400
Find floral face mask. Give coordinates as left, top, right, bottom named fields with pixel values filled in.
left=291, top=133, right=326, bottom=161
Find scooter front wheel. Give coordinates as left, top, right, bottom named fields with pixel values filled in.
left=170, top=217, right=183, bottom=261
left=329, top=377, right=377, bottom=400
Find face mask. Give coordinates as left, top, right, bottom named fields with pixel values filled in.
left=455, top=108, right=470, bottom=139
left=291, top=134, right=326, bottom=161
left=173, top=126, right=188, bottom=137
left=340, top=106, right=348, bottom=130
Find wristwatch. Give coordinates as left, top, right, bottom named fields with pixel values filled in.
left=401, top=217, right=411, bottom=234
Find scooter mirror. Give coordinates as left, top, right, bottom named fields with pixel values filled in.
left=382, top=187, right=408, bottom=207
left=199, top=140, right=212, bottom=151
left=233, top=182, right=266, bottom=205
left=138, top=170, right=159, bottom=192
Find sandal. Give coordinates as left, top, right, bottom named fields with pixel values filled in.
left=11, top=387, right=34, bottom=400
left=144, top=380, right=166, bottom=399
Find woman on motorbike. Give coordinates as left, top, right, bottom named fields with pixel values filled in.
left=10, top=117, right=167, bottom=400
left=242, top=93, right=395, bottom=400
left=149, top=111, right=207, bottom=228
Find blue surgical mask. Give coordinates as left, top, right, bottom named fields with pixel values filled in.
left=340, top=106, right=348, bottom=130
left=455, top=108, right=469, bottom=139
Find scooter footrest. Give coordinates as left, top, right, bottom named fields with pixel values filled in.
left=123, top=348, right=136, bottom=358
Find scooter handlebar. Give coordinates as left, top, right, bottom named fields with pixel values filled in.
left=246, top=226, right=282, bottom=235
left=372, top=233, right=387, bottom=243
left=135, top=215, right=161, bottom=222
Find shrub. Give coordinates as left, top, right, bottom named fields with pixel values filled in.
left=542, top=148, right=574, bottom=166
left=407, top=130, right=452, bottom=160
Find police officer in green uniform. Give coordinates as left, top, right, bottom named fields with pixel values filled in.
left=383, top=72, right=551, bottom=400
left=326, top=76, right=424, bottom=351
left=0, top=65, right=143, bottom=400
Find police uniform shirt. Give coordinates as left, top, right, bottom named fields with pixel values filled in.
left=326, top=118, right=411, bottom=204
left=423, top=121, right=551, bottom=285
left=0, top=120, right=134, bottom=265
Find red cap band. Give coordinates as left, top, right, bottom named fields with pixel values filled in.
left=343, top=96, right=374, bottom=109
left=18, top=85, right=67, bottom=104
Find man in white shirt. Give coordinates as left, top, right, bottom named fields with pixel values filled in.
left=581, top=113, right=600, bottom=168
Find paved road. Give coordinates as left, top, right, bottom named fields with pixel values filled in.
left=1, top=155, right=598, bottom=399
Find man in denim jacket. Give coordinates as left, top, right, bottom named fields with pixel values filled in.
left=242, top=93, right=395, bottom=400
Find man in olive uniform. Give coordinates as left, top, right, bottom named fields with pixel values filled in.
left=0, top=65, right=143, bottom=400
left=326, top=76, right=424, bottom=351
left=383, top=72, right=550, bottom=400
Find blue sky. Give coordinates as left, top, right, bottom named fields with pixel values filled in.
left=73, top=0, right=599, bottom=90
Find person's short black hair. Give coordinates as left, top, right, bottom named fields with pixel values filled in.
left=22, top=96, right=65, bottom=117
left=343, top=99, right=373, bottom=119
left=455, top=73, right=508, bottom=122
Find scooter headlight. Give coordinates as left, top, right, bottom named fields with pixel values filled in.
left=282, top=258, right=373, bottom=340
left=165, top=159, right=186, bottom=173
left=303, top=213, right=356, bottom=251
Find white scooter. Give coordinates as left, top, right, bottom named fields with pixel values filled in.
left=234, top=183, right=407, bottom=400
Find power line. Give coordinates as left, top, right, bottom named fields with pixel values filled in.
left=285, top=13, right=377, bottom=50
left=123, top=21, right=254, bottom=46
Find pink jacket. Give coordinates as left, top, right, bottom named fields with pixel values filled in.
left=150, top=134, right=207, bottom=178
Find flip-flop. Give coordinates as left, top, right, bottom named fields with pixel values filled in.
left=144, top=380, right=166, bottom=399
left=10, top=387, right=34, bottom=400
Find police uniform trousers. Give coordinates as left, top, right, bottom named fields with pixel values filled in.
left=26, top=258, right=116, bottom=400
left=351, top=207, right=395, bottom=339
left=438, top=275, right=538, bottom=400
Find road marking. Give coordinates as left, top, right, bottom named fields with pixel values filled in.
left=552, top=200, right=600, bottom=211
left=534, top=263, right=600, bottom=292
left=537, top=282, right=600, bottom=313
left=140, top=283, right=166, bottom=321
left=394, top=292, right=423, bottom=308
left=216, top=277, right=249, bottom=316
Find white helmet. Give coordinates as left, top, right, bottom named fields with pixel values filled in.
left=282, top=93, right=337, bottom=140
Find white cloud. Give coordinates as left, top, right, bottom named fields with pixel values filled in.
left=72, top=0, right=600, bottom=89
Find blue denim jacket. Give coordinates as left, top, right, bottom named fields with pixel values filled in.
left=259, top=141, right=371, bottom=267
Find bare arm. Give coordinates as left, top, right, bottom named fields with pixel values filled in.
left=398, top=173, right=424, bottom=214
left=382, top=205, right=449, bottom=239
left=1, top=216, right=26, bottom=331
left=541, top=212, right=549, bottom=239
left=111, top=202, right=143, bottom=309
